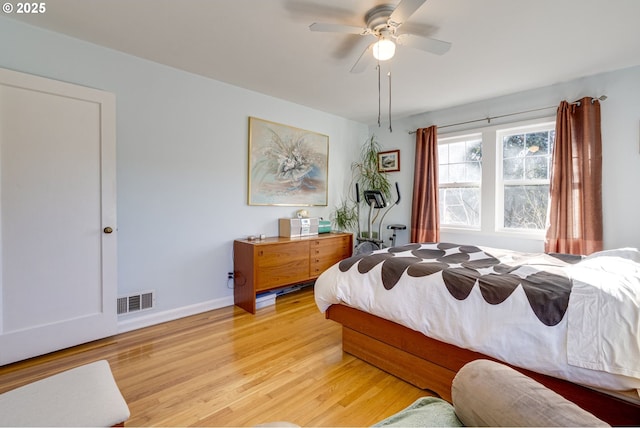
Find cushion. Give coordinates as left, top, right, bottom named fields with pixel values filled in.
left=0, top=360, right=130, bottom=427
left=451, top=359, right=609, bottom=427
left=373, top=396, right=463, bottom=427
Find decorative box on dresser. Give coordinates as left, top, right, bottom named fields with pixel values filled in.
left=233, top=232, right=353, bottom=313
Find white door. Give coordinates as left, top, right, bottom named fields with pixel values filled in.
left=0, top=68, right=117, bottom=365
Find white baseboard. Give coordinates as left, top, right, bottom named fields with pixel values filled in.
left=117, top=296, right=235, bottom=334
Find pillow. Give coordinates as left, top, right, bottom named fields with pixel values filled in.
left=373, top=397, right=462, bottom=427
left=584, top=247, right=640, bottom=263
left=451, top=360, right=609, bottom=427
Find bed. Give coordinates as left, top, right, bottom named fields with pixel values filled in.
left=314, top=242, right=640, bottom=425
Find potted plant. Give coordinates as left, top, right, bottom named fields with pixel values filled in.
left=331, top=199, right=358, bottom=232
left=330, top=135, right=392, bottom=234
left=352, top=135, right=392, bottom=201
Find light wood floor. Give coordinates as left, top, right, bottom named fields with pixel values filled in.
left=0, top=287, right=429, bottom=426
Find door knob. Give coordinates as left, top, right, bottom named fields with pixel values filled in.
left=103, top=227, right=114, bottom=234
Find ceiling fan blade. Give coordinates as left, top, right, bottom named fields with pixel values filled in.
left=350, top=43, right=375, bottom=73
left=309, top=22, right=368, bottom=35
left=397, top=34, right=451, bottom=55
left=389, top=0, right=427, bottom=25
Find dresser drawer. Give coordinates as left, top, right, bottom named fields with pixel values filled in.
left=310, top=254, right=344, bottom=277
left=310, top=235, right=352, bottom=255
left=255, top=241, right=309, bottom=291
left=256, top=241, right=308, bottom=267
left=256, top=259, right=309, bottom=291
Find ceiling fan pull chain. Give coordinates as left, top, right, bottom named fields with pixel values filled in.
left=388, top=71, right=392, bottom=132
left=377, top=62, right=382, bottom=127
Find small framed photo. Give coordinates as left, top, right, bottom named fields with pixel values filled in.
left=378, top=150, right=400, bottom=172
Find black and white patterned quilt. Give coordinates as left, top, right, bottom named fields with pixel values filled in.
left=337, top=243, right=579, bottom=326
left=315, top=243, right=640, bottom=393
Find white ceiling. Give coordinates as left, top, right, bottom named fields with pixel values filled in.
left=8, top=0, right=640, bottom=124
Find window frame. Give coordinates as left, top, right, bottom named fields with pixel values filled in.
left=495, top=121, right=556, bottom=236
left=437, top=117, right=556, bottom=239
left=437, top=133, right=483, bottom=230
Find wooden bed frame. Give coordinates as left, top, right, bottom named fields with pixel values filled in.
left=326, top=303, right=640, bottom=425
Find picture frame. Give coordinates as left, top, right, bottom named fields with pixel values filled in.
left=378, top=149, right=400, bottom=172
left=248, top=117, right=329, bottom=206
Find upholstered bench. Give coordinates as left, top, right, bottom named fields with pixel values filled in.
left=0, top=360, right=130, bottom=427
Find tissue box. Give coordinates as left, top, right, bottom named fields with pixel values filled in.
left=279, top=218, right=319, bottom=237
left=318, top=220, right=331, bottom=233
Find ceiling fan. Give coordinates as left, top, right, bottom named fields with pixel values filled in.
left=309, top=0, right=451, bottom=73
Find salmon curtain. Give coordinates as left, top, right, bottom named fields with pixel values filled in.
left=545, top=97, right=603, bottom=255
left=411, top=126, right=440, bottom=243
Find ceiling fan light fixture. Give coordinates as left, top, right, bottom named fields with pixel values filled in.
left=372, top=38, right=396, bottom=61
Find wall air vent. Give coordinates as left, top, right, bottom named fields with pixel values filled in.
left=117, top=291, right=154, bottom=315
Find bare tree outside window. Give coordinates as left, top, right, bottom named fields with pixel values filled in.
left=501, top=129, right=555, bottom=230
left=438, top=137, right=482, bottom=227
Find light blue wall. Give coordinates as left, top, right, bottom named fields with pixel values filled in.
left=0, top=17, right=368, bottom=329
left=3, top=15, right=639, bottom=330
left=371, top=66, right=640, bottom=252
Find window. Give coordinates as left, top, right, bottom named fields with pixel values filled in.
left=438, top=135, right=482, bottom=228
left=497, top=123, right=555, bottom=231
left=437, top=118, right=555, bottom=238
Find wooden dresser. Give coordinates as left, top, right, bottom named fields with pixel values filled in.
left=233, top=232, right=353, bottom=313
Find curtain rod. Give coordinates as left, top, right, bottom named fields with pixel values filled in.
left=408, top=95, right=607, bottom=135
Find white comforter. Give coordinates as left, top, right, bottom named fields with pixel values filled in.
left=314, top=243, right=640, bottom=393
